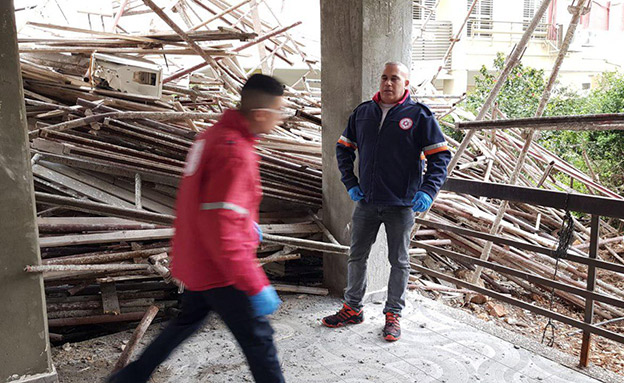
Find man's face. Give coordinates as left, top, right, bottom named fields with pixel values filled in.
left=379, top=64, right=409, bottom=104
left=251, top=96, right=285, bottom=135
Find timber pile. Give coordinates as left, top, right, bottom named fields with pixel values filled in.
left=19, top=0, right=327, bottom=342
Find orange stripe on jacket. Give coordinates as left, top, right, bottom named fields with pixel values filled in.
left=424, top=146, right=449, bottom=156
left=338, top=139, right=356, bottom=149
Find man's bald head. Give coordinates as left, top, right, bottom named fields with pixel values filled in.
left=383, top=61, right=410, bottom=78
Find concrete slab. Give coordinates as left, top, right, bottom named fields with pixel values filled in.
left=158, top=292, right=610, bottom=382
left=53, top=291, right=621, bottom=383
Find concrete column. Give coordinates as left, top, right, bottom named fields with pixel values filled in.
left=321, top=0, right=412, bottom=297
left=0, top=2, right=57, bottom=382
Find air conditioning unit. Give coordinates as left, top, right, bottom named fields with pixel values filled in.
left=89, top=53, right=162, bottom=100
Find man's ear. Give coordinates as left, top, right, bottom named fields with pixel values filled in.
left=404, top=79, right=410, bottom=87
left=253, top=109, right=268, bottom=122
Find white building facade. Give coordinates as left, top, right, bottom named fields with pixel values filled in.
left=412, top=0, right=624, bottom=94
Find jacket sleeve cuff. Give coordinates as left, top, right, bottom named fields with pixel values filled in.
left=236, top=268, right=270, bottom=296
left=418, top=186, right=437, bottom=200
left=343, top=178, right=359, bottom=191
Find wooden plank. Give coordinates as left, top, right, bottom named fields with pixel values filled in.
left=43, top=247, right=170, bottom=265
left=33, top=164, right=134, bottom=208
left=96, top=275, right=160, bottom=284
left=26, top=21, right=169, bottom=45
left=101, top=282, right=121, bottom=315
left=43, top=162, right=174, bottom=214
left=38, top=217, right=147, bottom=226
left=273, top=284, right=328, bottom=296
left=250, top=0, right=269, bottom=74
left=259, top=223, right=320, bottom=235
left=113, top=305, right=160, bottom=371
left=35, top=192, right=174, bottom=225
left=38, top=228, right=174, bottom=248
left=187, top=0, right=252, bottom=32
left=47, top=311, right=157, bottom=327
left=108, top=177, right=176, bottom=214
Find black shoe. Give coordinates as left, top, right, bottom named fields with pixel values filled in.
left=321, top=303, right=364, bottom=328
left=106, top=370, right=123, bottom=383
left=106, top=363, right=145, bottom=383
left=383, top=312, right=401, bottom=341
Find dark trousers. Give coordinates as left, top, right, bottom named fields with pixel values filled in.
left=113, top=286, right=285, bottom=383
left=344, top=202, right=414, bottom=314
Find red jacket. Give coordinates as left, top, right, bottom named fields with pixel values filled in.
left=170, top=109, right=269, bottom=295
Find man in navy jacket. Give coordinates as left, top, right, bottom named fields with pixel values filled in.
left=322, top=62, right=451, bottom=341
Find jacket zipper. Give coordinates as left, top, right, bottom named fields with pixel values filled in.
left=370, top=102, right=399, bottom=202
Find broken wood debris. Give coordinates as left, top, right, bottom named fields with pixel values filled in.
left=20, top=0, right=326, bottom=343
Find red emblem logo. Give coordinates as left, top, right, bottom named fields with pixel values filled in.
left=399, top=118, right=413, bottom=130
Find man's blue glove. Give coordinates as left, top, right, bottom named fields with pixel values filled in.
left=412, top=191, right=433, bottom=213
left=348, top=185, right=365, bottom=202
left=253, top=222, right=262, bottom=242
left=249, top=285, right=281, bottom=317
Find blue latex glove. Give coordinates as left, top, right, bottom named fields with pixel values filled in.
left=249, top=285, right=281, bottom=317
left=253, top=222, right=263, bottom=242
left=348, top=185, right=365, bottom=202
left=412, top=191, right=433, bottom=213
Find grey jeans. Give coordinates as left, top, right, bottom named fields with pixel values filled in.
left=344, top=201, right=414, bottom=314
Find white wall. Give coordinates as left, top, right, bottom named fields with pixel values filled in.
left=431, top=0, right=624, bottom=94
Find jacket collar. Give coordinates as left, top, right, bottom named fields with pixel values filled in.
left=220, top=109, right=256, bottom=141
left=372, top=90, right=410, bottom=105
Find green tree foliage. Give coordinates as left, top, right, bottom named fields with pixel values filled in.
left=466, top=52, right=546, bottom=118
left=540, top=72, right=624, bottom=194
left=462, top=53, right=624, bottom=195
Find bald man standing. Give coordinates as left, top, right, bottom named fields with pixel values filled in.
left=322, top=62, right=451, bottom=341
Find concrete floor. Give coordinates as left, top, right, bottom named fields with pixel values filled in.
left=54, top=291, right=619, bottom=383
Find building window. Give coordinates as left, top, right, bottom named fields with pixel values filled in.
left=413, top=0, right=437, bottom=21
left=467, top=0, right=493, bottom=38
left=523, top=0, right=548, bottom=38
left=412, top=21, right=453, bottom=71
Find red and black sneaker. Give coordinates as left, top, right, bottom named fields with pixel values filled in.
left=383, top=312, right=401, bottom=341
left=321, top=303, right=364, bottom=328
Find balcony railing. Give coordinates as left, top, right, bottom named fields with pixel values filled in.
left=468, top=20, right=559, bottom=45
left=415, top=178, right=624, bottom=367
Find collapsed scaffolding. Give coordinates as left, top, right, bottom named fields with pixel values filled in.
left=19, top=0, right=330, bottom=346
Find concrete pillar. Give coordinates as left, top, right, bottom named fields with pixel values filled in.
left=321, top=0, right=413, bottom=297
left=0, top=2, right=57, bottom=382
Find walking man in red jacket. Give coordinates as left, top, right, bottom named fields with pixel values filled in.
left=108, top=74, right=286, bottom=383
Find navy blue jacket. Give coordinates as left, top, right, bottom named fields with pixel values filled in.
left=336, top=91, right=451, bottom=206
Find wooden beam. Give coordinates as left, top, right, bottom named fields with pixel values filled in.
left=187, top=0, right=253, bottom=32
left=101, top=282, right=121, bottom=315
left=456, top=113, right=624, bottom=132
left=273, top=284, right=328, bottom=296
left=35, top=192, right=175, bottom=225
left=113, top=306, right=160, bottom=371
left=38, top=228, right=174, bottom=248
